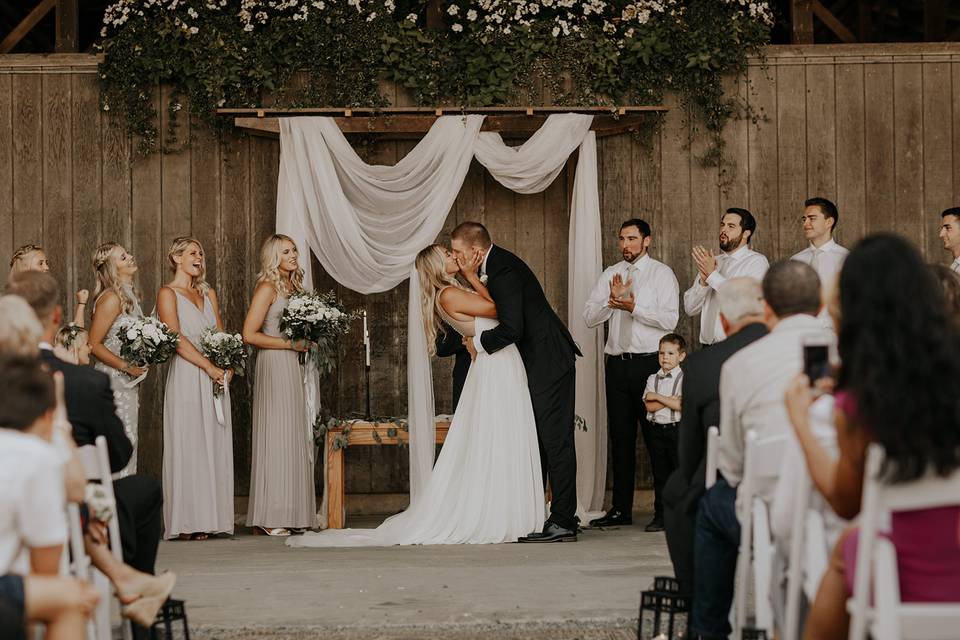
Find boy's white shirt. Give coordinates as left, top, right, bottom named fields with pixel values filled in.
left=644, top=366, right=684, bottom=424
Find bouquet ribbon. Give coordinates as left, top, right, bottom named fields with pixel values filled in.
left=303, top=358, right=320, bottom=464
left=123, top=370, right=149, bottom=389
left=213, top=373, right=231, bottom=426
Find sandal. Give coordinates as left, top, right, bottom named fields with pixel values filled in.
left=251, top=526, right=291, bottom=537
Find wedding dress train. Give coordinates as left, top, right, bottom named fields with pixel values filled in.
left=287, top=315, right=545, bottom=547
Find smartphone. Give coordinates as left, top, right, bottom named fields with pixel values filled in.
left=802, top=334, right=832, bottom=386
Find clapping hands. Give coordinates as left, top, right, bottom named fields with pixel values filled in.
left=607, top=273, right=635, bottom=312
left=692, top=245, right=717, bottom=283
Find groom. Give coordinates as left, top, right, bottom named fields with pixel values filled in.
left=452, top=221, right=582, bottom=543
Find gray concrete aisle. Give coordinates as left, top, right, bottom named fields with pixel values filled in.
left=156, top=516, right=673, bottom=639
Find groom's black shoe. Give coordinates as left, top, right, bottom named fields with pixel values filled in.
left=588, top=509, right=633, bottom=528
left=518, top=522, right=577, bottom=543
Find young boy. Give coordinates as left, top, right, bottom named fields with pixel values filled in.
left=641, top=334, right=686, bottom=531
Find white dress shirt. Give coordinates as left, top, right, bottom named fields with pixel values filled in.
left=952, top=256, right=960, bottom=274
left=791, top=238, right=849, bottom=288
left=716, top=313, right=824, bottom=514
left=644, top=367, right=684, bottom=424
left=582, top=255, right=679, bottom=355
left=683, top=245, right=770, bottom=345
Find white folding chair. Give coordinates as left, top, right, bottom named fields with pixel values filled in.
left=65, top=503, right=100, bottom=640
left=782, top=475, right=831, bottom=640
left=705, top=426, right=719, bottom=489
left=78, top=436, right=132, bottom=640
left=847, top=444, right=960, bottom=640
left=734, top=430, right=787, bottom=639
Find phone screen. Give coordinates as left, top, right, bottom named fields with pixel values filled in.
left=803, top=344, right=830, bottom=385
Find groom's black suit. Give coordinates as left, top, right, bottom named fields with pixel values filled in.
left=478, top=245, right=582, bottom=531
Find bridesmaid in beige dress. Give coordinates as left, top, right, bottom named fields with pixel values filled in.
left=242, top=234, right=315, bottom=536
left=156, top=236, right=234, bottom=540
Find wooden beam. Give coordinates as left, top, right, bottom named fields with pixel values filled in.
left=54, top=0, right=78, bottom=53
left=791, top=0, right=815, bottom=43
left=0, top=0, right=56, bottom=54
left=813, top=0, right=858, bottom=43
left=858, top=0, right=873, bottom=42
left=925, top=0, right=947, bottom=41
left=425, top=0, right=443, bottom=29
left=217, top=105, right=664, bottom=116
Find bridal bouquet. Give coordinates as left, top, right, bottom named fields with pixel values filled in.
left=199, top=328, right=247, bottom=398
left=84, top=483, right=115, bottom=524
left=115, top=316, right=179, bottom=369
left=279, top=291, right=353, bottom=372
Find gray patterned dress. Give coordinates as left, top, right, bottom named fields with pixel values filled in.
left=93, top=283, right=143, bottom=477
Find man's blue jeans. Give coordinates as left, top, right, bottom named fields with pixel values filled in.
left=691, top=477, right=741, bottom=639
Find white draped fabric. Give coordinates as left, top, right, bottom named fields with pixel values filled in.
left=276, top=113, right=606, bottom=518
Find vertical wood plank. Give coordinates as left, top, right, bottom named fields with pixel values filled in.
left=12, top=74, right=43, bottom=249
left=71, top=72, right=102, bottom=314
left=921, top=58, right=953, bottom=262
left=131, top=90, right=164, bottom=481
left=101, top=114, right=132, bottom=249
left=864, top=59, right=896, bottom=235
left=776, top=61, right=808, bottom=259
left=484, top=172, right=516, bottom=253
left=805, top=60, right=837, bottom=204
left=542, top=158, right=568, bottom=318
left=719, top=74, right=750, bottom=222
left=893, top=57, right=925, bottom=249
left=834, top=57, right=866, bottom=247
left=0, top=73, right=13, bottom=273
left=190, top=114, right=221, bottom=298
left=747, top=62, right=780, bottom=263
left=159, top=88, right=191, bottom=251
left=42, top=73, right=73, bottom=306
left=659, top=96, right=692, bottom=345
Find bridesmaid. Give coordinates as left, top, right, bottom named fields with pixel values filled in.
left=9, top=243, right=89, bottom=326
left=157, top=236, right=234, bottom=541
left=243, top=234, right=315, bottom=536
left=89, top=242, right=146, bottom=477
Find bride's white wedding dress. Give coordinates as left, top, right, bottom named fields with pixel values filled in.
left=287, top=296, right=545, bottom=547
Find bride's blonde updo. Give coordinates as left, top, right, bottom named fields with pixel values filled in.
left=92, top=242, right=138, bottom=314
left=166, top=236, right=210, bottom=293
left=256, top=234, right=304, bottom=296
left=415, top=244, right=460, bottom=355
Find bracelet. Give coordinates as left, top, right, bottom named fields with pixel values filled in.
left=77, top=302, right=86, bottom=306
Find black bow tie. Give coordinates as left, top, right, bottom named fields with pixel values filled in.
left=657, top=373, right=672, bottom=380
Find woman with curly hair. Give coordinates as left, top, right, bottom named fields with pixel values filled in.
left=785, top=233, right=960, bottom=639
left=8, top=244, right=88, bottom=327
left=241, top=234, right=314, bottom=536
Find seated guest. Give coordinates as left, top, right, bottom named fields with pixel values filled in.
left=0, top=295, right=44, bottom=357
left=691, top=260, right=823, bottom=640
left=5, top=272, right=162, bottom=576
left=663, top=278, right=767, bottom=593
left=0, top=355, right=100, bottom=640
left=54, top=323, right=91, bottom=366
left=784, top=234, right=960, bottom=640
left=930, top=263, right=960, bottom=322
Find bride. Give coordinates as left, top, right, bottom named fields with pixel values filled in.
left=288, top=244, right=544, bottom=547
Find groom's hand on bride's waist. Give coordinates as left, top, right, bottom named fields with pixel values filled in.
left=462, top=336, right=477, bottom=361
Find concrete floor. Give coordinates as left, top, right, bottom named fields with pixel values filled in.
left=156, top=514, right=674, bottom=639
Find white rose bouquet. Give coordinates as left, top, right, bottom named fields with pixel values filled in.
left=84, top=483, right=115, bottom=523
left=279, top=291, right=353, bottom=372
left=115, top=316, right=179, bottom=370
left=199, top=329, right=248, bottom=398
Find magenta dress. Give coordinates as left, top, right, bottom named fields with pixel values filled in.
left=837, top=391, right=960, bottom=602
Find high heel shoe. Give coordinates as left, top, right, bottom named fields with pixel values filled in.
left=122, top=595, right=165, bottom=627
left=251, top=526, right=291, bottom=537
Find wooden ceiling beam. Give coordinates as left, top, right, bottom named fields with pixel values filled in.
left=0, top=0, right=56, bottom=54
left=791, top=0, right=815, bottom=43
left=813, top=0, right=858, bottom=43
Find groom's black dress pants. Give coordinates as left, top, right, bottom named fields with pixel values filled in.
left=606, top=353, right=662, bottom=517
left=530, top=365, right=578, bottom=531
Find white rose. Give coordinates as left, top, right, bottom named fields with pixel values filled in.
left=452, top=22, right=463, bottom=32
left=126, top=329, right=139, bottom=340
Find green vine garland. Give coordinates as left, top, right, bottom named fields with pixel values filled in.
left=97, top=0, right=772, bottom=158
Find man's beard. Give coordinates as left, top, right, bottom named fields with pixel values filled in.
left=719, top=232, right=743, bottom=253
left=622, top=249, right=643, bottom=263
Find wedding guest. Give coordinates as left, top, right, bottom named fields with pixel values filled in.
left=8, top=244, right=88, bottom=327
left=53, top=324, right=90, bottom=366
left=583, top=219, right=679, bottom=531
left=691, top=260, right=822, bottom=640
left=683, top=208, right=769, bottom=347
left=243, top=234, right=315, bottom=536
left=940, top=207, right=960, bottom=273
left=157, top=237, right=233, bottom=540
left=435, top=321, right=471, bottom=411
left=784, top=234, right=960, bottom=640
left=89, top=243, right=146, bottom=476
left=791, top=197, right=848, bottom=329
left=663, top=278, right=767, bottom=594
left=0, top=295, right=44, bottom=357
left=930, top=263, right=960, bottom=321
left=641, top=333, right=686, bottom=524
left=5, top=272, right=163, bottom=575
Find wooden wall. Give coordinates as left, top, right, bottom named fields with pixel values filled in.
left=2, top=44, right=959, bottom=498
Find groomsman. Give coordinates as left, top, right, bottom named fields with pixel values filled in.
left=940, top=208, right=960, bottom=274
left=583, top=219, right=679, bottom=531
left=683, top=208, right=769, bottom=347
left=791, top=197, right=848, bottom=327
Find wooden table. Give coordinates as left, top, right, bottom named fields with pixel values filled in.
left=325, top=420, right=450, bottom=529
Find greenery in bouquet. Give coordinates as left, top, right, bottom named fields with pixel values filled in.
left=279, top=290, right=354, bottom=373
left=115, top=316, right=179, bottom=369
left=199, top=328, right=248, bottom=397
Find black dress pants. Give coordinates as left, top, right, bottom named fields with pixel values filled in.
left=114, top=474, right=163, bottom=574
left=642, top=420, right=679, bottom=518
left=529, top=366, right=578, bottom=531
left=605, top=353, right=661, bottom=516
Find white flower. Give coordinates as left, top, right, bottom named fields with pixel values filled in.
left=451, top=22, right=463, bottom=32
left=466, top=9, right=477, bottom=21
left=405, top=12, right=417, bottom=22
left=447, top=4, right=458, bottom=15
left=551, top=25, right=560, bottom=37
left=126, top=329, right=139, bottom=340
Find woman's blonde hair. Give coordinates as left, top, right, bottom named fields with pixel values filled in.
left=0, top=294, right=43, bottom=357
left=9, top=244, right=44, bottom=279
left=256, top=234, right=304, bottom=296
left=55, top=323, right=88, bottom=360
left=414, top=244, right=460, bottom=355
left=93, top=242, right=138, bottom=314
left=166, top=236, right=210, bottom=293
